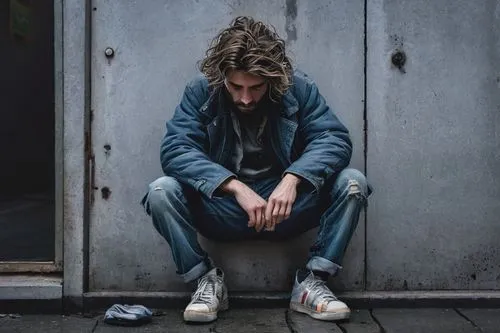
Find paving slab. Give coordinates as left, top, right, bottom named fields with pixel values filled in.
left=457, top=308, right=500, bottom=333
left=0, top=315, right=97, bottom=333
left=3, top=308, right=500, bottom=333
left=338, top=309, right=381, bottom=333
left=372, top=309, right=481, bottom=333
left=214, top=308, right=289, bottom=332
left=286, top=309, right=343, bottom=332
left=95, top=310, right=213, bottom=332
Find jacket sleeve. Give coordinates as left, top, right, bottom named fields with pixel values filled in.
left=284, top=81, right=352, bottom=193
left=160, top=84, right=236, bottom=199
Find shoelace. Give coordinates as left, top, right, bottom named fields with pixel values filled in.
left=191, top=275, right=219, bottom=305
left=306, top=278, right=338, bottom=303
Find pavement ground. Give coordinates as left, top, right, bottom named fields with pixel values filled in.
left=1, top=308, right=500, bottom=332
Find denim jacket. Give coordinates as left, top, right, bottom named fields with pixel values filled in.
left=160, top=70, right=352, bottom=199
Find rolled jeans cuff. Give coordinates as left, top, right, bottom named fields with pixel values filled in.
left=180, top=259, right=211, bottom=283
left=306, top=256, right=343, bottom=277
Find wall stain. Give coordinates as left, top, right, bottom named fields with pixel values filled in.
left=285, top=0, right=297, bottom=43
left=402, top=280, right=409, bottom=290
left=101, top=187, right=111, bottom=200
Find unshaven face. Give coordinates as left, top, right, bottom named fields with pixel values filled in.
left=224, top=70, right=268, bottom=113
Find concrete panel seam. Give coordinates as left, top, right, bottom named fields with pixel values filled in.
left=82, top=0, right=93, bottom=295
left=363, top=0, right=368, bottom=293
left=284, top=309, right=298, bottom=333
left=454, top=309, right=482, bottom=331
left=369, top=309, right=387, bottom=333
left=337, top=322, right=348, bottom=333
left=91, top=318, right=99, bottom=333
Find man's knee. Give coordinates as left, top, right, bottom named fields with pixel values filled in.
left=334, top=168, right=369, bottom=197
left=143, top=176, right=184, bottom=212
left=149, top=176, right=184, bottom=199
left=149, top=176, right=182, bottom=193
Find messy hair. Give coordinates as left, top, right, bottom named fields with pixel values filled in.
left=198, top=16, right=292, bottom=101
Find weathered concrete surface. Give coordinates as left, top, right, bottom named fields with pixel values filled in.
left=287, top=310, right=344, bottom=332
left=371, top=309, right=480, bottom=333
left=457, top=309, right=500, bottom=333
left=80, top=290, right=500, bottom=313
left=216, top=308, right=289, bottom=332
left=366, top=0, right=500, bottom=290
left=0, top=275, right=61, bottom=300
left=0, top=315, right=96, bottom=333
left=338, top=309, right=380, bottom=333
left=6, top=308, right=500, bottom=332
left=338, top=290, right=500, bottom=308
left=62, top=0, right=89, bottom=300
left=89, top=0, right=365, bottom=293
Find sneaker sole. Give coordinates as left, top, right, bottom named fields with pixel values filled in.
left=183, top=310, right=218, bottom=323
left=183, top=300, right=229, bottom=323
left=290, top=302, right=350, bottom=321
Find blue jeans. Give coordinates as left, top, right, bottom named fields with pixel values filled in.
left=141, top=168, right=369, bottom=283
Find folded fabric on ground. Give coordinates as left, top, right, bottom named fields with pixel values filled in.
left=104, top=304, right=153, bottom=326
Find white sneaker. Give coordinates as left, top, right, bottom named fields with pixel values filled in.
left=183, top=267, right=228, bottom=322
left=289, top=270, right=350, bottom=321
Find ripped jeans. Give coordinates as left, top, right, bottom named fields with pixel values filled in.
left=141, top=168, right=370, bottom=283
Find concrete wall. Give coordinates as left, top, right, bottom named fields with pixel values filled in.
left=62, top=0, right=89, bottom=303
left=82, top=0, right=500, bottom=293
left=366, top=0, right=500, bottom=290
left=89, top=0, right=365, bottom=292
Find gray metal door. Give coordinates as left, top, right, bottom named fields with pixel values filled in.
left=90, top=0, right=366, bottom=291
left=366, top=0, right=500, bottom=290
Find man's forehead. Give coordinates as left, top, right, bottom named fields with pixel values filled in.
left=225, top=70, right=266, bottom=85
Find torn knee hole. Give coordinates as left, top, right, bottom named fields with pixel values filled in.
left=346, top=179, right=367, bottom=204
left=347, top=179, right=361, bottom=195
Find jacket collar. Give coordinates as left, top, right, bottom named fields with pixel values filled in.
left=281, top=89, right=299, bottom=117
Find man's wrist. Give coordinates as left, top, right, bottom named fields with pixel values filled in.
left=283, top=173, right=302, bottom=186
left=220, top=177, right=243, bottom=195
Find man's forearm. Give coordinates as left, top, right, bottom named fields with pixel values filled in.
left=282, top=173, right=302, bottom=186
left=222, top=173, right=302, bottom=195
left=220, top=177, right=245, bottom=195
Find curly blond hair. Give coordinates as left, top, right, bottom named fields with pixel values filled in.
left=198, top=16, right=292, bottom=101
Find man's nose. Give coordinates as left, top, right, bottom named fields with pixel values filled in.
left=240, top=90, right=253, bottom=105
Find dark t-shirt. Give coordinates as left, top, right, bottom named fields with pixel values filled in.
left=229, top=97, right=281, bottom=183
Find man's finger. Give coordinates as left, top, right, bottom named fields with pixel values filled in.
left=255, top=207, right=265, bottom=232
left=277, top=203, right=287, bottom=224
left=265, top=205, right=274, bottom=229
left=248, top=209, right=256, bottom=228
left=284, top=202, right=292, bottom=220
left=265, top=199, right=274, bottom=224
left=271, top=202, right=281, bottom=227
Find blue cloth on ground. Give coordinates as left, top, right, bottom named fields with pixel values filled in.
left=104, top=304, right=153, bottom=326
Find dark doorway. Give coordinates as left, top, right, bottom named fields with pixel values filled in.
left=0, top=0, right=55, bottom=261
